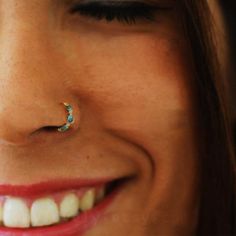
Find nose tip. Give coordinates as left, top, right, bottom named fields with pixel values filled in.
left=0, top=129, right=30, bottom=146
left=0, top=103, right=33, bottom=145
left=0, top=14, right=80, bottom=146
left=0, top=109, right=34, bottom=145
left=0, top=101, right=75, bottom=146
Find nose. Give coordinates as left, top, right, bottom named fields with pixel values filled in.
left=0, top=6, right=73, bottom=145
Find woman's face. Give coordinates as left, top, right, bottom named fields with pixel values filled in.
left=0, top=1, right=200, bottom=235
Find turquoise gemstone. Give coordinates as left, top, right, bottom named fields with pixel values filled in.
left=66, top=105, right=73, bottom=112
left=58, top=124, right=69, bottom=132
left=67, top=115, right=74, bottom=123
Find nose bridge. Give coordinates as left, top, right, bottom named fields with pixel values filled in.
left=0, top=26, right=52, bottom=98
left=0, top=0, right=53, bottom=96
left=0, top=6, right=65, bottom=144
left=0, top=0, right=52, bottom=75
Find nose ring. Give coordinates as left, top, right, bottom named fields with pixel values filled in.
left=58, top=102, right=75, bottom=132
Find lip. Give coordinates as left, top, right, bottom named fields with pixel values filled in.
left=0, top=178, right=114, bottom=198
left=0, top=178, right=124, bottom=236
left=0, top=186, right=120, bottom=236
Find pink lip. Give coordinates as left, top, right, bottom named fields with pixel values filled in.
left=0, top=178, right=122, bottom=236
left=0, top=178, right=113, bottom=197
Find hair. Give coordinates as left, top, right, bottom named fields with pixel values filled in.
left=179, top=0, right=236, bottom=235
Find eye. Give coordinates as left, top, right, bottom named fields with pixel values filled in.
left=69, top=1, right=169, bottom=25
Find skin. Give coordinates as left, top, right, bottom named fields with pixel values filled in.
left=0, top=0, right=205, bottom=235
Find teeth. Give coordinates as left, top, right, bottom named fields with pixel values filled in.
left=0, top=184, right=108, bottom=229
left=59, top=193, right=80, bottom=218
left=80, top=189, right=96, bottom=212
left=0, top=202, right=3, bottom=224
left=96, top=187, right=105, bottom=203
left=31, top=198, right=60, bottom=227
left=3, top=198, right=30, bottom=228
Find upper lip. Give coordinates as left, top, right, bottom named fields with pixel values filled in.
left=0, top=178, right=114, bottom=197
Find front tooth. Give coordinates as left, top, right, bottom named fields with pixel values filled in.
left=59, top=193, right=79, bottom=218
left=31, top=198, right=59, bottom=227
left=3, top=198, right=30, bottom=228
left=80, top=189, right=95, bottom=212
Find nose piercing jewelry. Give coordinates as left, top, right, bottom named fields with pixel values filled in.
left=58, top=102, right=75, bottom=132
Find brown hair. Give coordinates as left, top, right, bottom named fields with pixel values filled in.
left=180, top=0, right=236, bottom=235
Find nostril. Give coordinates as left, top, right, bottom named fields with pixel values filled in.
left=42, top=126, right=59, bottom=133
left=29, top=121, right=79, bottom=142
left=30, top=126, right=58, bottom=135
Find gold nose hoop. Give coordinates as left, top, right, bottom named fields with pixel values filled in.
left=58, top=102, right=75, bottom=132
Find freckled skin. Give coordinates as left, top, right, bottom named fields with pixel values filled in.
left=0, top=1, right=202, bottom=235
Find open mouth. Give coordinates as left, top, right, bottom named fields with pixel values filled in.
left=0, top=177, right=129, bottom=236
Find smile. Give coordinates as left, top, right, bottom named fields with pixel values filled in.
left=0, top=177, right=127, bottom=236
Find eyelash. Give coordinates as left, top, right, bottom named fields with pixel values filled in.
left=69, top=1, right=163, bottom=25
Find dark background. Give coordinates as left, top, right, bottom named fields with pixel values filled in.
left=221, top=0, right=236, bottom=146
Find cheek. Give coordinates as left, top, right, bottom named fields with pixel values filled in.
left=65, top=32, right=196, bottom=140
left=65, top=30, right=199, bottom=179
left=61, top=30, right=200, bottom=232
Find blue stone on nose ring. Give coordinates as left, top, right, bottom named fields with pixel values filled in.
left=58, top=102, right=75, bottom=132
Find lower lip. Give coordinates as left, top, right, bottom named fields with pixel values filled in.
left=0, top=187, right=121, bottom=236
